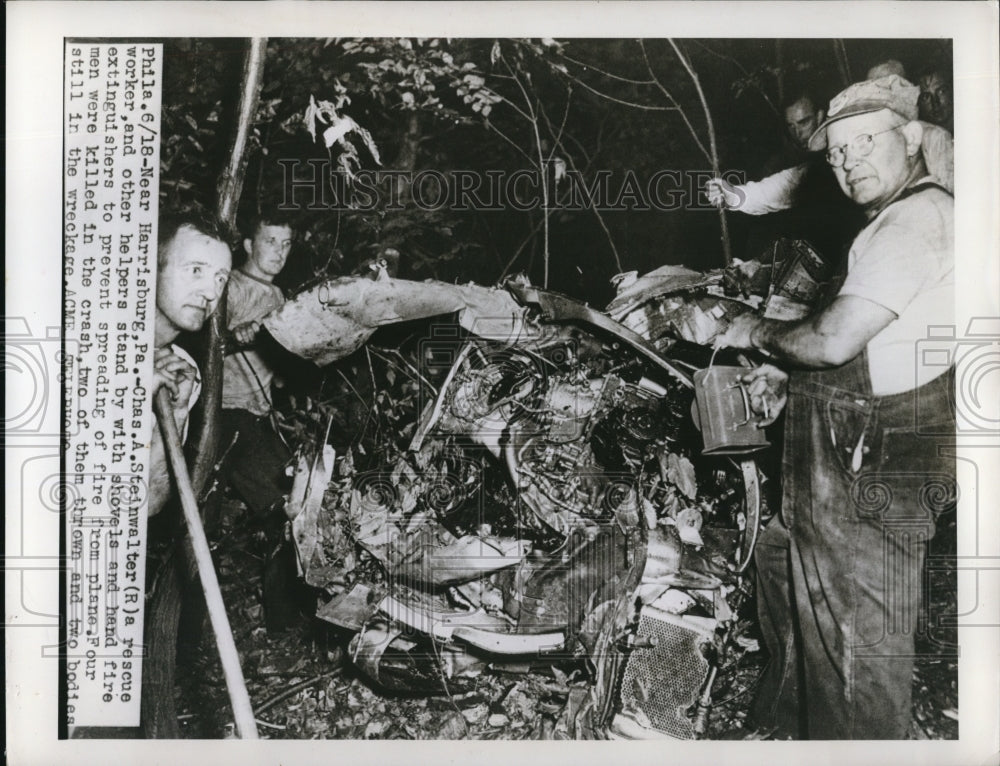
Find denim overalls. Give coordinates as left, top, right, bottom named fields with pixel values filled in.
left=751, top=184, right=957, bottom=739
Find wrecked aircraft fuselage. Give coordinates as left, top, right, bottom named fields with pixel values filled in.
left=266, top=266, right=767, bottom=739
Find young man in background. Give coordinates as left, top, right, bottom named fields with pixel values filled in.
left=219, top=212, right=296, bottom=519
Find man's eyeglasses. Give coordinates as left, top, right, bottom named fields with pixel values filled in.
left=825, top=125, right=904, bottom=168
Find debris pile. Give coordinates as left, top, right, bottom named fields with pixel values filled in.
left=270, top=272, right=764, bottom=737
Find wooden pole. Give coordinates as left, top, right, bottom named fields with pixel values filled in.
left=667, top=39, right=733, bottom=267
left=832, top=40, right=852, bottom=88
left=154, top=389, right=259, bottom=739
left=774, top=40, right=785, bottom=106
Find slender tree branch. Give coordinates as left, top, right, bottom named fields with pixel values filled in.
left=216, top=38, right=268, bottom=235
left=255, top=670, right=344, bottom=716
left=551, top=121, right=592, bottom=172
left=666, top=39, right=719, bottom=164
left=502, top=55, right=551, bottom=287
left=639, top=40, right=712, bottom=164
left=531, top=107, right=551, bottom=288
left=591, top=113, right=609, bottom=172
left=484, top=120, right=534, bottom=165
left=368, top=347, right=438, bottom=397
left=481, top=82, right=535, bottom=124
left=333, top=365, right=371, bottom=410
left=689, top=40, right=780, bottom=117
left=557, top=52, right=657, bottom=86
left=545, top=87, right=573, bottom=163
left=775, top=39, right=786, bottom=105
left=537, top=102, right=622, bottom=273
left=499, top=214, right=546, bottom=281
left=567, top=75, right=675, bottom=112
left=563, top=151, right=623, bottom=273
left=666, top=38, right=733, bottom=266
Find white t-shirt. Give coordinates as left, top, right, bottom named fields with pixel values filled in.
left=837, top=179, right=954, bottom=395
left=222, top=269, right=285, bottom=416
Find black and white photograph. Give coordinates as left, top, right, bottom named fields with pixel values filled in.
left=5, top=3, right=1000, bottom=764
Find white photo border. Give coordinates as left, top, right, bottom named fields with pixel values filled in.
left=6, top=2, right=999, bottom=765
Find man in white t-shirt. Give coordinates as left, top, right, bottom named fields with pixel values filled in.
left=219, top=212, right=305, bottom=632
left=219, top=213, right=295, bottom=518
left=717, top=75, right=955, bottom=739
left=150, top=214, right=233, bottom=517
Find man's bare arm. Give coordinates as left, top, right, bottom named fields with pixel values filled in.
left=705, top=164, right=808, bottom=215
left=718, top=295, right=897, bottom=368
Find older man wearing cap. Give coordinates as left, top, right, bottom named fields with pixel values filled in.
left=717, top=75, right=955, bottom=739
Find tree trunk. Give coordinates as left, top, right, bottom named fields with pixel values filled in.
left=142, top=37, right=267, bottom=739
left=216, top=38, right=269, bottom=237
left=140, top=546, right=185, bottom=738
left=394, top=112, right=422, bottom=199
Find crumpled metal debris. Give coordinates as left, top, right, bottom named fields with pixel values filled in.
left=287, top=445, right=335, bottom=579
left=606, top=264, right=719, bottom=318
left=607, top=264, right=759, bottom=350
left=272, top=267, right=763, bottom=738
left=264, top=268, right=532, bottom=365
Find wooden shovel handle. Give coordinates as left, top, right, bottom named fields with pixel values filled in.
left=154, top=387, right=259, bottom=739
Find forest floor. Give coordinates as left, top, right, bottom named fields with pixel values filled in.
left=170, top=494, right=958, bottom=741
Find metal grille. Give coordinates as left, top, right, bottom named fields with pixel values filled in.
left=618, top=609, right=712, bottom=739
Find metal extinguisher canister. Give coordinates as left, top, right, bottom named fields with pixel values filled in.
left=691, top=366, right=771, bottom=455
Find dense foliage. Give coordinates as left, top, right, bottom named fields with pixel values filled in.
left=160, top=37, right=949, bottom=304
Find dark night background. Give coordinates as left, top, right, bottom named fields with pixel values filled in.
left=159, top=37, right=951, bottom=306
